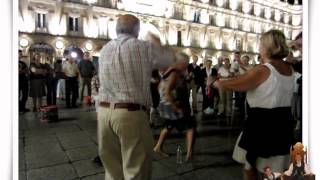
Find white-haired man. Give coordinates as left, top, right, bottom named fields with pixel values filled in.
left=98, top=14, right=175, bottom=180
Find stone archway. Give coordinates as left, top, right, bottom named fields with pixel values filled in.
left=63, top=45, right=84, bottom=64
left=29, top=43, right=55, bottom=64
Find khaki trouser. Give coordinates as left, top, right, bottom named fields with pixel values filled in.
left=98, top=107, right=154, bottom=180
left=218, top=88, right=233, bottom=115
left=80, top=77, right=92, bottom=101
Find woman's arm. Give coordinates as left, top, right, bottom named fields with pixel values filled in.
left=214, top=65, right=270, bottom=92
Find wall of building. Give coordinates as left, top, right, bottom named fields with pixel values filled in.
left=18, top=0, right=302, bottom=64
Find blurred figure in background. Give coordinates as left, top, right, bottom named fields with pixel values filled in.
left=19, top=50, right=30, bottom=113
left=29, top=53, right=46, bottom=112
left=78, top=52, right=95, bottom=103
left=217, top=57, right=233, bottom=117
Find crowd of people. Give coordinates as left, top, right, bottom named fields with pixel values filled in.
left=19, top=13, right=305, bottom=180
left=19, top=49, right=96, bottom=112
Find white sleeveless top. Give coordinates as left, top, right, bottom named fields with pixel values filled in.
left=246, top=63, right=294, bottom=109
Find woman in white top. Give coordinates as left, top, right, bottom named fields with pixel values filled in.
left=214, top=30, right=295, bottom=179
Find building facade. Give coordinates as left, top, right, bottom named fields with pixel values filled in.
left=18, top=0, right=302, bottom=64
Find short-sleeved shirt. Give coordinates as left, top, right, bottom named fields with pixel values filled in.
left=63, top=61, right=79, bottom=78
left=98, top=33, right=174, bottom=107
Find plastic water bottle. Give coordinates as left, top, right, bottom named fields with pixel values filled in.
left=176, top=145, right=183, bottom=164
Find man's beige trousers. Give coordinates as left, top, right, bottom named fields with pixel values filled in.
left=98, top=107, right=154, bottom=180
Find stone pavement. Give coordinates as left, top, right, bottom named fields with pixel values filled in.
left=19, top=100, right=244, bottom=180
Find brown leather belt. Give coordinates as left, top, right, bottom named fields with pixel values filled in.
left=99, top=102, right=147, bottom=111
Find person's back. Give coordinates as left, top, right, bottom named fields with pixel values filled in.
left=98, top=14, right=174, bottom=180
left=99, top=34, right=170, bottom=106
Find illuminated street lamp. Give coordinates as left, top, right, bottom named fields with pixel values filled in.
left=85, top=42, right=93, bottom=51
left=55, top=40, right=64, bottom=49
left=71, top=52, right=77, bottom=58
left=19, top=38, right=29, bottom=48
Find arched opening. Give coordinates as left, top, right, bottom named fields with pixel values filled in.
left=138, top=22, right=161, bottom=41
left=63, top=45, right=84, bottom=64
left=29, top=43, right=55, bottom=65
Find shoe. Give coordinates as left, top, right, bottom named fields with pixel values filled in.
left=204, top=108, right=214, bottom=115
left=92, top=156, right=103, bottom=167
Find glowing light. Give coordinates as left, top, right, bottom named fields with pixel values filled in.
left=108, top=20, right=117, bottom=39
left=85, top=42, right=93, bottom=51
left=211, top=56, right=218, bottom=65
left=254, top=4, right=261, bottom=16
left=230, top=16, right=238, bottom=29
left=168, top=28, right=177, bottom=45
left=254, top=22, right=261, bottom=33
left=274, top=10, right=281, bottom=22
left=98, top=17, right=108, bottom=37
left=242, top=19, right=251, bottom=31
left=201, top=0, right=209, bottom=3
left=200, top=9, right=210, bottom=24
left=292, top=15, right=301, bottom=26
left=216, top=0, right=224, bottom=7
left=200, top=35, right=208, bottom=48
left=183, top=32, right=191, bottom=46
left=242, top=1, right=252, bottom=14
left=293, top=50, right=301, bottom=58
left=214, top=37, right=222, bottom=50
left=85, top=0, right=97, bottom=4
left=84, top=18, right=99, bottom=38
left=18, top=13, right=35, bottom=33
left=49, top=15, right=67, bottom=35
left=229, top=0, right=238, bottom=10
left=55, top=40, right=64, bottom=49
left=71, top=52, right=77, bottom=58
left=264, top=8, right=272, bottom=19
left=216, top=13, right=225, bottom=27
left=165, top=3, right=174, bottom=18
left=228, top=39, right=235, bottom=51
left=19, top=38, right=29, bottom=47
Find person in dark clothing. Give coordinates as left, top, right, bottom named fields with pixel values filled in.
left=43, top=60, right=57, bottom=106
left=201, top=59, right=218, bottom=113
left=19, top=50, right=30, bottom=113
left=149, top=69, right=161, bottom=127
left=187, top=55, right=203, bottom=113
left=29, top=53, right=46, bottom=112
left=78, top=52, right=95, bottom=102
left=289, top=32, right=303, bottom=143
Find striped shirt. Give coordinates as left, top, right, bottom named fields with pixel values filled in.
left=98, top=34, right=174, bottom=107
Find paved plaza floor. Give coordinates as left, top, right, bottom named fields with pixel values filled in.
left=19, top=99, right=244, bottom=180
